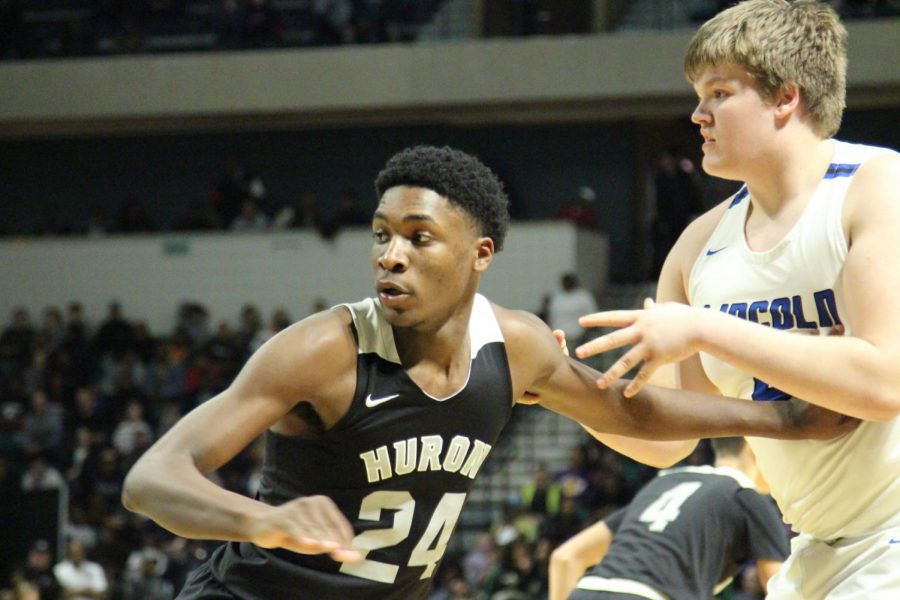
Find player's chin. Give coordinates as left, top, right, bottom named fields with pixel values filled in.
left=381, top=306, right=414, bottom=327
left=701, top=156, right=738, bottom=181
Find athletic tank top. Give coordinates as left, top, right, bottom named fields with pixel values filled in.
left=206, top=293, right=514, bottom=599
left=688, top=140, right=900, bottom=540
left=584, top=466, right=787, bottom=600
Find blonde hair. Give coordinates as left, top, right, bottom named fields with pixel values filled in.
left=684, top=0, right=847, bottom=138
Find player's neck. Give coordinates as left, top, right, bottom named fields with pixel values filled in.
left=392, top=302, right=474, bottom=395
left=744, top=134, right=834, bottom=217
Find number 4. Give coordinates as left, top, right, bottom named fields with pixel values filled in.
left=339, top=491, right=467, bottom=584
left=638, top=481, right=702, bottom=532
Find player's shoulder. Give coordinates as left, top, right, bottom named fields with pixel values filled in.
left=491, top=302, right=548, bottom=334
left=659, top=196, right=734, bottom=292
left=249, top=305, right=358, bottom=380
left=491, top=302, right=561, bottom=368
left=843, top=149, right=900, bottom=232
left=677, top=197, right=732, bottom=256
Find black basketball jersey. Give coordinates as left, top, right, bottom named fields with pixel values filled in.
left=183, top=294, right=514, bottom=600
left=580, top=466, right=788, bottom=600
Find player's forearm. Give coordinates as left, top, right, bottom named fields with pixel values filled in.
left=122, top=451, right=265, bottom=541
left=582, top=427, right=697, bottom=468
left=593, top=381, right=840, bottom=441
left=698, top=310, right=900, bottom=420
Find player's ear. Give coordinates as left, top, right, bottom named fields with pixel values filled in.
left=773, top=83, right=801, bottom=120
left=473, top=237, right=494, bottom=272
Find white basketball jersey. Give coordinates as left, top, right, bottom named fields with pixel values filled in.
left=689, top=140, right=900, bottom=540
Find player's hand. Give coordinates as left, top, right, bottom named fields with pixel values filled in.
left=520, top=329, right=568, bottom=404
left=248, top=495, right=361, bottom=562
left=575, top=299, right=703, bottom=396
left=777, top=398, right=860, bottom=439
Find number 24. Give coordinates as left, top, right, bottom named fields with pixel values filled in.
left=339, top=491, right=466, bottom=584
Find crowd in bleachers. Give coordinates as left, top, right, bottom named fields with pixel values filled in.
left=0, top=0, right=444, bottom=60
left=0, top=299, right=294, bottom=599
left=2, top=0, right=895, bottom=61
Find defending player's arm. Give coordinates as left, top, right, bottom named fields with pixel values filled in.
left=577, top=155, right=900, bottom=420
left=578, top=209, right=726, bottom=465
left=502, top=308, right=857, bottom=443
left=121, top=310, right=361, bottom=562
left=548, top=518, right=615, bottom=600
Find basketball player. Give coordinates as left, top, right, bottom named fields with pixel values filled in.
left=549, top=437, right=787, bottom=600
left=575, top=1, right=900, bottom=597
left=122, top=145, right=853, bottom=600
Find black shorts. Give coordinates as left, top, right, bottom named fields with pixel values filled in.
left=176, top=563, right=237, bottom=600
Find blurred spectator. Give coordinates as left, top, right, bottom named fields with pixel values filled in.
left=53, top=540, right=108, bottom=600
left=272, top=191, right=325, bottom=234
left=67, top=386, right=114, bottom=442
left=461, top=532, right=498, bottom=589
left=0, top=0, right=24, bottom=59
left=235, top=304, right=263, bottom=358
left=546, top=272, right=598, bottom=348
left=154, top=334, right=193, bottom=410
left=115, top=197, right=157, bottom=233
left=650, top=147, right=702, bottom=278
left=203, top=320, right=241, bottom=383
left=556, top=186, right=600, bottom=229
left=230, top=197, right=270, bottom=233
left=20, top=389, right=64, bottom=461
left=122, top=550, right=174, bottom=600
left=93, top=303, right=135, bottom=361
left=214, top=0, right=243, bottom=48
left=66, top=505, right=100, bottom=550
left=174, top=198, right=223, bottom=232
left=0, top=454, right=17, bottom=496
left=21, top=453, right=66, bottom=492
left=131, top=321, right=158, bottom=364
left=554, top=446, right=592, bottom=507
left=211, top=161, right=267, bottom=226
left=322, top=188, right=371, bottom=238
left=242, top=0, right=283, bottom=47
left=87, top=447, right=125, bottom=513
left=494, top=541, right=545, bottom=599
left=313, top=0, right=355, bottom=44
left=0, top=308, right=35, bottom=378
left=11, top=539, right=60, bottom=600
left=427, top=560, right=474, bottom=600
left=520, top=463, right=562, bottom=518
left=175, top=302, right=211, bottom=348
left=541, top=496, right=587, bottom=546
left=112, top=401, right=153, bottom=456
left=40, top=307, right=67, bottom=353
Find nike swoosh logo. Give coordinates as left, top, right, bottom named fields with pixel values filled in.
left=365, top=393, right=400, bottom=408
left=706, top=246, right=728, bottom=256
left=890, top=537, right=900, bottom=545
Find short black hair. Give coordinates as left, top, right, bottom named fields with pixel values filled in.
left=710, top=437, right=746, bottom=459
left=374, top=145, right=511, bottom=251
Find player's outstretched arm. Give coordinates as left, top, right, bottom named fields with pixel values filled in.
left=501, top=308, right=857, bottom=444
left=549, top=520, right=614, bottom=600
left=121, top=310, right=361, bottom=563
